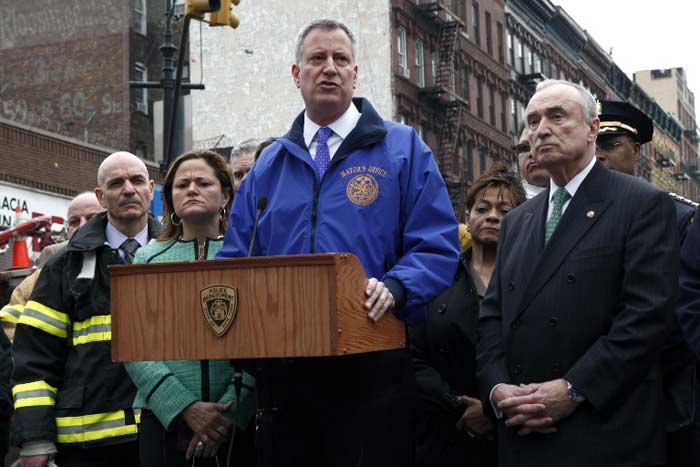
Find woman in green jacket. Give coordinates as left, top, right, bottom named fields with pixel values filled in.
left=125, top=150, right=255, bottom=467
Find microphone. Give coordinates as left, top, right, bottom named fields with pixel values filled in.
left=247, top=197, right=268, bottom=257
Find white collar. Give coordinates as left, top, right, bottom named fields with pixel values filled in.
left=303, top=102, right=361, bottom=148
left=549, top=156, right=597, bottom=202
left=105, top=222, right=149, bottom=250
left=523, top=181, right=546, bottom=199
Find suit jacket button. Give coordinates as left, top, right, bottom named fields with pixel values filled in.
left=549, top=317, right=558, bottom=327
left=438, top=304, right=447, bottom=314
left=567, top=274, right=576, bottom=284
left=513, top=365, right=521, bottom=375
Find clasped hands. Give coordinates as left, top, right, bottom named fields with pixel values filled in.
left=183, top=400, right=233, bottom=459
left=492, top=378, right=579, bottom=436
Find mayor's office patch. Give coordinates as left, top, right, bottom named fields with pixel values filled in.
left=200, top=285, right=238, bottom=337
left=346, top=174, right=379, bottom=205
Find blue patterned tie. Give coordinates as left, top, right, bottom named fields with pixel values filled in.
left=120, top=238, right=140, bottom=264
left=314, top=127, right=332, bottom=179
left=545, top=187, right=570, bottom=244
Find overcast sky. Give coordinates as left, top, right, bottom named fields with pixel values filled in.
left=553, top=0, right=698, bottom=118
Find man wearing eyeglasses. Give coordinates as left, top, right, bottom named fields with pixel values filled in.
left=596, top=100, right=700, bottom=467
left=515, top=126, right=549, bottom=199
left=595, top=100, right=696, bottom=241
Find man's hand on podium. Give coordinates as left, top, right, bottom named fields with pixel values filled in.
left=365, top=278, right=395, bottom=322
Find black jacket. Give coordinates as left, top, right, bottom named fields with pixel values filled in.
left=410, top=249, right=497, bottom=467
left=12, top=212, right=160, bottom=448
left=409, top=250, right=479, bottom=424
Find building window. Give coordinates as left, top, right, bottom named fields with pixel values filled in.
left=485, top=12, right=492, bottom=56
left=419, top=124, right=427, bottom=143
left=507, top=31, right=514, bottom=67
left=500, top=93, right=507, bottom=132
left=511, top=98, right=518, bottom=136
left=479, top=145, right=487, bottom=173
left=415, top=39, right=425, bottom=88
left=496, top=22, right=504, bottom=64
left=488, top=85, right=496, bottom=126
left=518, top=41, right=525, bottom=74
left=397, top=27, right=409, bottom=78
left=472, top=2, right=480, bottom=47
left=134, top=0, right=147, bottom=35
left=452, top=141, right=460, bottom=175
left=399, top=114, right=409, bottom=125
left=464, top=142, right=473, bottom=181
left=431, top=50, right=439, bottom=86
left=476, top=77, right=483, bottom=118
left=458, top=0, right=467, bottom=24
left=134, top=62, right=148, bottom=114
left=460, top=66, right=470, bottom=101
left=535, top=54, right=542, bottom=74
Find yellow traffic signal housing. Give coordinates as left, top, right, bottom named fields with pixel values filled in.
left=186, top=0, right=221, bottom=18
left=209, top=0, right=241, bottom=28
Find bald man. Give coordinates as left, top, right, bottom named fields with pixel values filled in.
left=11, top=152, right=159, bottom=467
left=0, top=192, right=104, bottom=341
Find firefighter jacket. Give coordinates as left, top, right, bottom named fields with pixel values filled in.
left=11, top=212, right=160, bottom=448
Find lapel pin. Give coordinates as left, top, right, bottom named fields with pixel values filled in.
left=586, top=211, right=595, bottom=219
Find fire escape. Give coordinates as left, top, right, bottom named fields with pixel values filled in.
left=416, top=2, right=468, bottom=213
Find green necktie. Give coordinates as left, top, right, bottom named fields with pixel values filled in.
left=545, top=187, right=570, bottom=244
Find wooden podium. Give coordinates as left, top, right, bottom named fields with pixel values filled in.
left=110, top=253, right=406, bottom=362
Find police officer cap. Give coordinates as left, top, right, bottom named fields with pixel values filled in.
left=598, top=100, right=653, bottom=144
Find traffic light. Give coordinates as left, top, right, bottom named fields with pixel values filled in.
left=186, top=0, right=221, bottom=18
left=209, top=0, right=240, bottom=28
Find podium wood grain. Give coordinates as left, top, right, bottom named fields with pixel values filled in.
left=110, top=253, right=406, bottom=361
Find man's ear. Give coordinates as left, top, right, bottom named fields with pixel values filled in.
left=632, top=141, right=641, bottom=161
left=587, top=117, right=600, bottom=143
left=95, top=187, right=106, bottom=209
left=291, top=64, right=300, bottom=88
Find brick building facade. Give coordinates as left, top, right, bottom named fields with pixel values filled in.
left=0, top=0, right=165, bottom=161
left=636, top=68, right=700, bottom=200
left=392, top=0, right=511, bottom=217
left=0, top=117, right=162, bottom=234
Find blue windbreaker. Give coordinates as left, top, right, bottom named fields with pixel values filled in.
left=217, top=98, right=459, bottom=323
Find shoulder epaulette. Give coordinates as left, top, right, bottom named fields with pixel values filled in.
left=669, top=192, right=699, bottom=208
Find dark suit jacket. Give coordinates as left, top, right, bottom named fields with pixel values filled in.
left=678, top=207, right=700, bottom=355
left=477, top=161, right=679, bottom=467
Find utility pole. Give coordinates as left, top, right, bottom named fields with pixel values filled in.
left=130, top=0, right=241, bottom=176
left=130, top=0, right=205, bottom=176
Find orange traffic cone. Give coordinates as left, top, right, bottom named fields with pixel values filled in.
left=10, top=238, right=32, bottom=269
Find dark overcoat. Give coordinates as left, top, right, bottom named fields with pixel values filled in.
left=477, top=161, right=679, bottom=467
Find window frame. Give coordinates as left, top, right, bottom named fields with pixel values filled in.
left=134, top=0, right=147, bottom=35
left=415, top=39, right=425, bottom=88
left=134, top=62, right=148, bottom=114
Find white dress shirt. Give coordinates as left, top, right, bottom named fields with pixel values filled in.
left=105, top=222, right=149, bottom=260
left=303, top=102, right=361, bottom=160
left=546, top=156, right=597, bottom=221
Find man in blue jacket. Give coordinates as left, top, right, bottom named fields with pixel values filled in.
left=218, top=18, right=459, bottom=467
